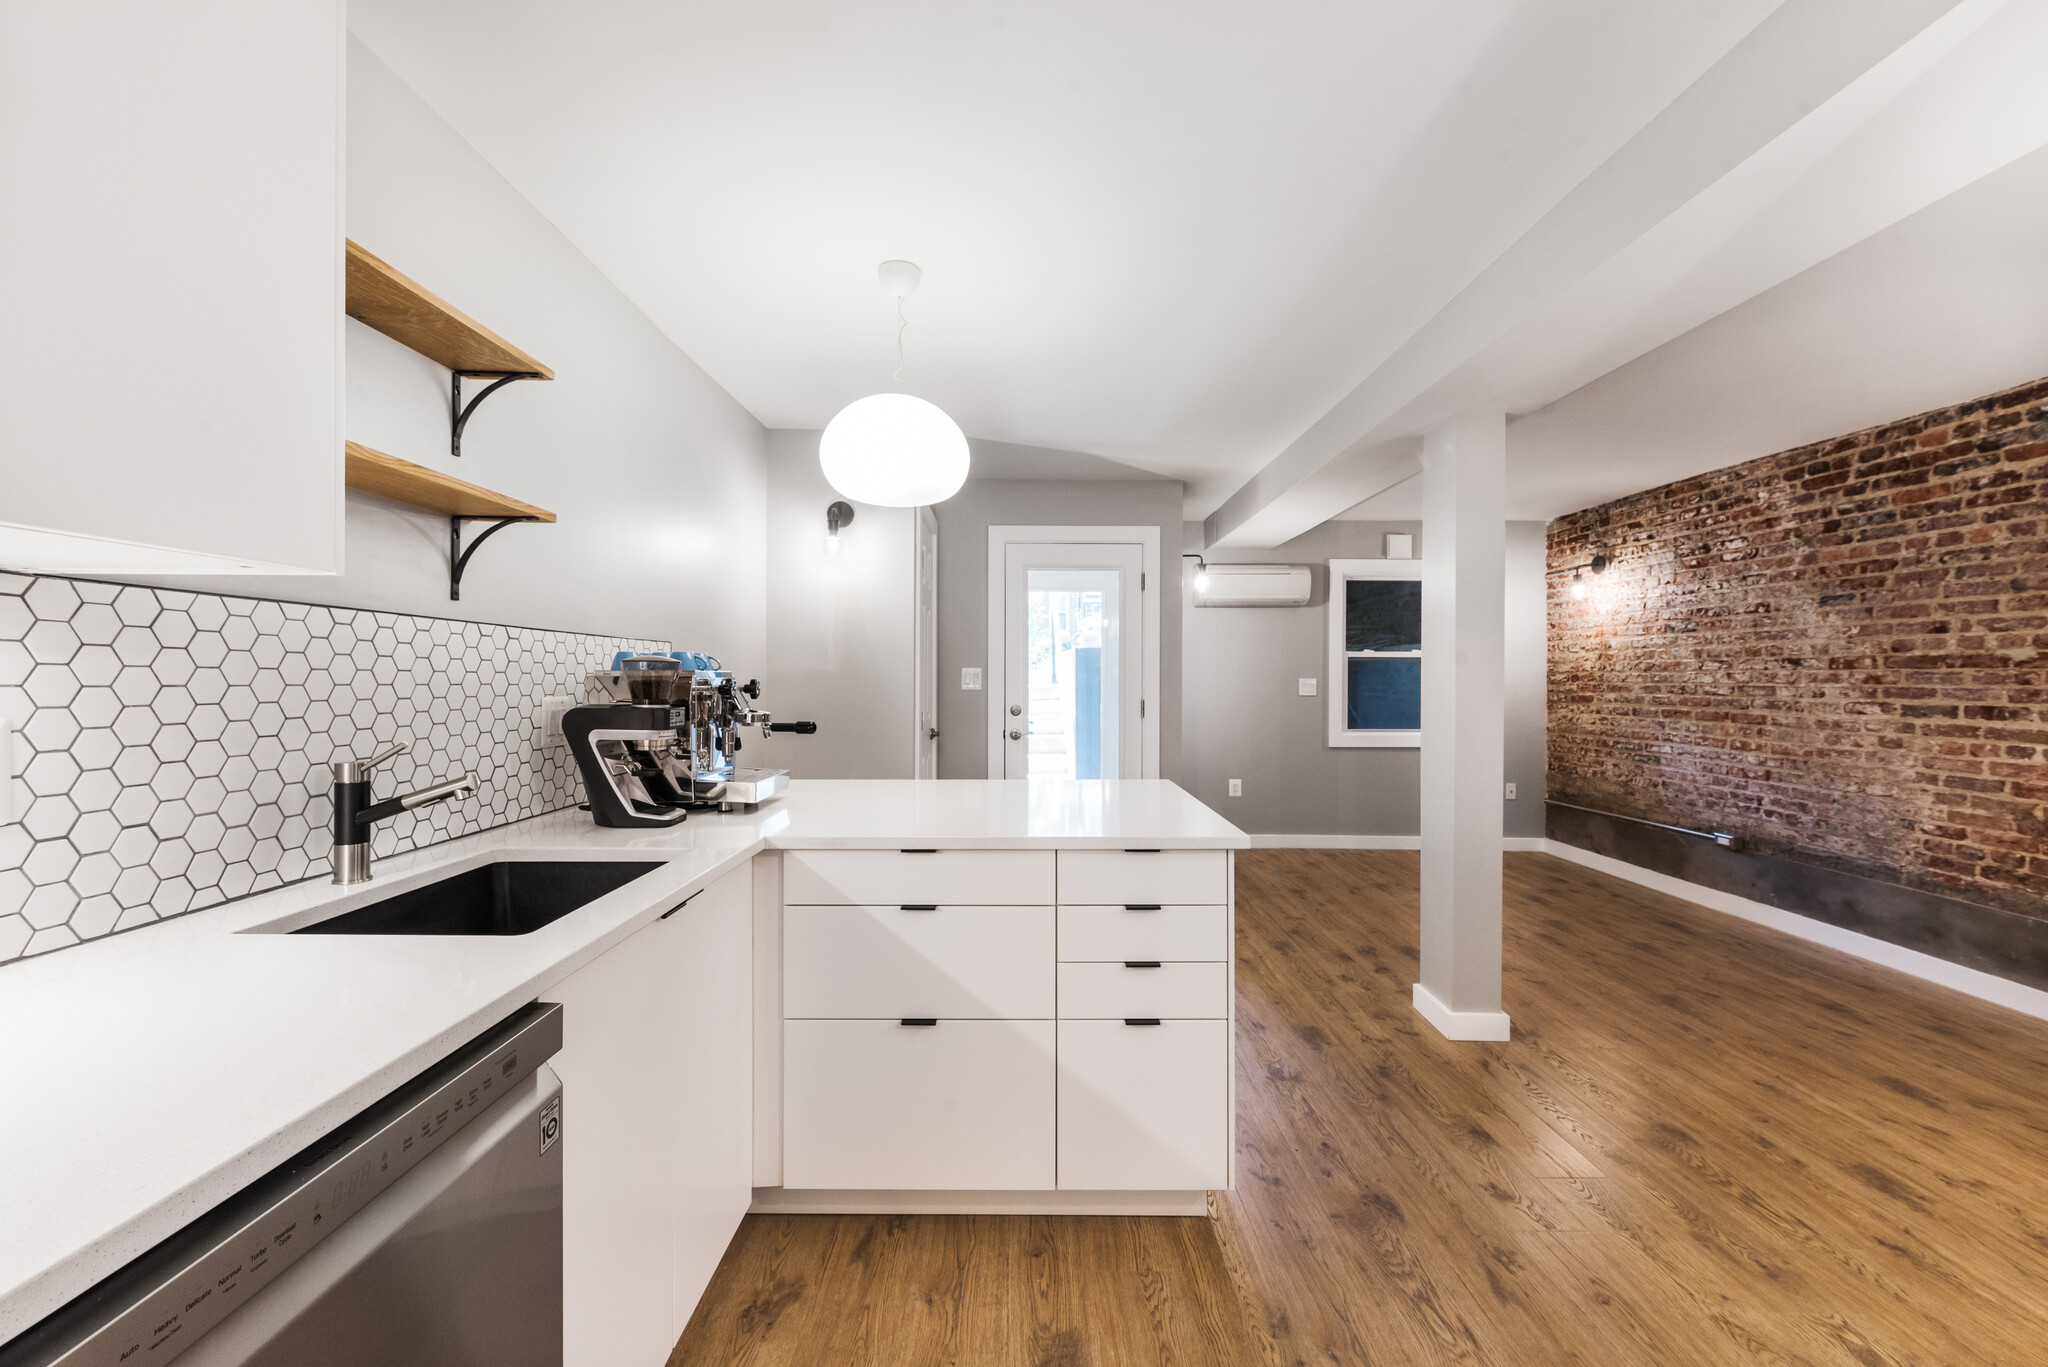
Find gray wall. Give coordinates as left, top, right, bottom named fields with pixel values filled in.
left=754, top=429, right=917, bottom=779
left=1178, top=520, right=1546, bottom=837
left=144, top=36, right=769, bottom=660
left=934, top=478, right=1185, bottom=780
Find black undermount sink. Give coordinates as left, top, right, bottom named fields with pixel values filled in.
left=295, top=860, right=664, bottom=936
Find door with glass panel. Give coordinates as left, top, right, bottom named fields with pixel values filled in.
left=1001, top=542, right=1143, bottom=779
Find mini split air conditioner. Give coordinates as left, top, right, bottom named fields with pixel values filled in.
left=1194, top=563, right=1312, bottom=606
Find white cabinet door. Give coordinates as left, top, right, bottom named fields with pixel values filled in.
left=546, top=867, right=751, bottom=1367
left=785, top=849, right=1055, bottom=905
left=1057, top=962, right=1229, bottom=1020
left=784, top=1019, right=1055, bottom=1190
left=1058, top=1020, right=1229, bottom=1190
left=0, top=2, right=343, bottom=574
left=785, top=905, right=1054, bottom=1019
left=1057, top=904, right=1229, bottom=962
left=1057, top=850, right=1229, bottom=905
left=662, top=869, right=754, bottom=1335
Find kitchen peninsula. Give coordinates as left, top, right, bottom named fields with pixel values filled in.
left=0, top=779, right=1244, bottom=1367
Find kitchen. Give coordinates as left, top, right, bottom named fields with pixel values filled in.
left=4, top=4, right=2048, bottom=1365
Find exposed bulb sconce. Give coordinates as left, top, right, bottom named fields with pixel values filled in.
left=1552, top=552, right=1609, bottom=600
left=1183, top=553, right=1211, bottom=593
left=825, top=500, right=855, bottom=555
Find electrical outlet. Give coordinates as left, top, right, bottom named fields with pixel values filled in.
left=1504, top=782, right=1517, bottom=800
left=1228, top=778, right=1242, bottom=797
left=1297, top=678, right=1317, bottom=696
left=961, top=667, right=983, bottom=691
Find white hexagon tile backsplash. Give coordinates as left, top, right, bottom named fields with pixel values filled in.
left=0, top=573, right=666, bottom=964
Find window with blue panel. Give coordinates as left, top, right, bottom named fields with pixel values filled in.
left=1347, top=657, right=1421, bottom=730
left=1342, top=577, right=1421, bottom=733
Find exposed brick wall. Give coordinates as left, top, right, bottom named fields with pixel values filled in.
left=1548, top=377, right=2048, bottom=921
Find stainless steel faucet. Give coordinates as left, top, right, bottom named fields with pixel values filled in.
left=330, top=744, right=480, bottom=884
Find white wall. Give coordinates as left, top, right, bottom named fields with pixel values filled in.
left=144, top=35, right=768, bottom=660
left=754, top=430, right=917, bottom=779
left=1179, top=520, right=1546, bottom=838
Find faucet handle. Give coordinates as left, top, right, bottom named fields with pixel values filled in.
left=332, top=744, right=409, bottom=784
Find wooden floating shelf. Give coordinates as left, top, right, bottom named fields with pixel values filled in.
left=344, top=442, right=556, bottom=522
left=344, top=240, right=554, bottom=379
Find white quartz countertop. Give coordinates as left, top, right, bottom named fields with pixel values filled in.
left=0, top=780, right=1242, bottom=1341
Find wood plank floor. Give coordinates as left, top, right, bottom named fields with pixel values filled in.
left=668, top=851, right=2048, bottom=1366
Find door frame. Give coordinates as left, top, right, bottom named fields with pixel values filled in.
left=986, top=525, right=1161, bottom=779
left=913, top=506, right=939, bottom=778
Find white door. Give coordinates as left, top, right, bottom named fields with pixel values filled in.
left=915, top=507, right=940, bottom=778
left=1000, top=541, right=1144, bottom=779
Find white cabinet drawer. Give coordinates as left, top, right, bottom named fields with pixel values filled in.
left=1058, top=1020, right=1230, bottom=1190
left=1059, top=962, right=1228, bottom=1020
left=786, top=849, right=1055, bottom=906
left=1058, top=904, right=1228, bottom=962
left=784, top=1019, right=1055, bottom=1190
left=1057, top=849, right=1228, bottom=905
left=785, top=906, right=1054, bottom=1019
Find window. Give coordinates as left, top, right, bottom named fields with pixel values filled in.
left=1328, top=558, right=1421, bottom=748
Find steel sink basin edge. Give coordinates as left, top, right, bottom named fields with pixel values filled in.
left=236, top=851, right=677, bottom=937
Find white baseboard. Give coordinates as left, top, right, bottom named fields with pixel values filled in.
left=1535, top=839, right=2048, bottom=1023
left=1248, top=834, right=1546, bottom=851
left=749, top=1187, right=1209, bottom=1216
left=1411, top=982, right=1512, bottom=1041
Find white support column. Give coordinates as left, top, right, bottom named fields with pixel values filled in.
left=1415, top=413, right=1511, bottom=1042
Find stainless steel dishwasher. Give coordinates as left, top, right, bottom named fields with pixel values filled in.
left=1, top=1003, right=564, bottom=1367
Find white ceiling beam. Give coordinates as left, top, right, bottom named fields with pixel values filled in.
left=1205, top=0, right=1971, bottom=549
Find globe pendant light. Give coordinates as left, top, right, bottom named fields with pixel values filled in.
left=819, top=260, right=969, bottom=507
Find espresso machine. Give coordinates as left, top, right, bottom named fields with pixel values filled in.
left=563, top=654, right=816, bottom=828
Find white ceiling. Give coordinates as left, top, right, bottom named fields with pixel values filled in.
left=351, top=0, right=2048, bottom=532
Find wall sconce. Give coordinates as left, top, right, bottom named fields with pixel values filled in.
left=825, top=500, right=855, bottom=556
left=1182, top=553, right=1211, bottom=593
left=1551, top=552, right=1609, bottom=600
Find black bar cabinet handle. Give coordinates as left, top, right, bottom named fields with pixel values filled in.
left=900, top=904, right=938, bottom=911
left=1124, top=904, right=1162, bottom=911
left=1123, top=848, right=1162, bottom=853
left=1124, top=1018, right=1162, bottom=1026
left=900, top=848, right=939, bottom=854
left=900, top=1018, right=938, bottom=1027
left=1124, top=961, right=1161, bottom=969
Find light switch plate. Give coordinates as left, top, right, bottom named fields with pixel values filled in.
left=961, top=667, right=982, bottom=691
left=1297, top=678, right=1317, bottom=696
left=1227, top=778, right=1242, bottom=797
left=541, top=696, right=577, bottom=745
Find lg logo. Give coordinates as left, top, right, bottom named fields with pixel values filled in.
left=539, top=1096, right=562, bottom=1156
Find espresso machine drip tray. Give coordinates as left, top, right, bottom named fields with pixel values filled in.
left=717, top=766, right=788, bottom=808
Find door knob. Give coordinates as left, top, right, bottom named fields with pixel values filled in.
left=928, top=727, right=939, bottom=739
left=1008, top=729, right=1022, bottom=740
left=1009, top=704, right=1022, bottom=716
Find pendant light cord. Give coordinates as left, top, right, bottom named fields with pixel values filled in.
left=893, top=294, right=908, bottom=385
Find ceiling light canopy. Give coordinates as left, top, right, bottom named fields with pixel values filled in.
left=819, top=260, right=969, bottom=507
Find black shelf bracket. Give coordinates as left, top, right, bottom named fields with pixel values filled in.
left=451, top=370, right=544, bottom=457
left=449, top=515, right=539, bottom=601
